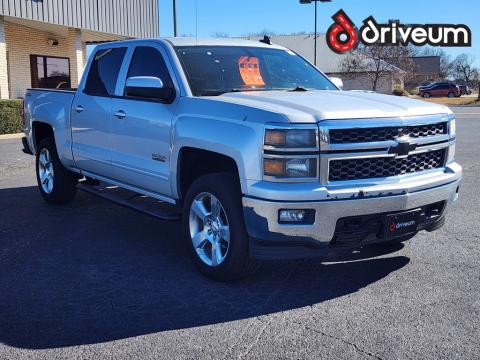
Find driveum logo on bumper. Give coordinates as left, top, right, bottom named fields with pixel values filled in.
left=327, top=9, right=472, bottom=54
left=389, top=220, right=416, bottom=232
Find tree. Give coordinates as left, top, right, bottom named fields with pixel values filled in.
left=211, top=31, right=230, bottom=38
left=451, top=54, right=480, bottom=99
left=452, top=54, right=478, bottom=85
left=340, top=45, right=414, bottom=92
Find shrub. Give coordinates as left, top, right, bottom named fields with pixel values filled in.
left=0, top=100, right=23, bottom=135
left=392, top=86, right=409, bottom=97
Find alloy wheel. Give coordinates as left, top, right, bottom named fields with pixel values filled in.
left=38, top=148, right=54, bottom=194
left=189, top=192, right=230, bottom=267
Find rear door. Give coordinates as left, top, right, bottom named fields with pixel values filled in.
left=437, top=84, right=449, bottom=97
left=429, top=84, right=441, bottom=97
left=71, top=46, right=127, bottom=176
left=110, top=44, right=179, bottom=197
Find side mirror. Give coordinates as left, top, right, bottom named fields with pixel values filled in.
left=125, top=76, right=175, bottom=103
left=330, top=77, right=344, bottom=90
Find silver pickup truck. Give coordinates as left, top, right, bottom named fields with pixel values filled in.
left=22, top=38, right=462, bottom=280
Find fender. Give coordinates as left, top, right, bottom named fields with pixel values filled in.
left=25, top=89, right=76, bottom=169
left=170, top=97, right=288, bottom=198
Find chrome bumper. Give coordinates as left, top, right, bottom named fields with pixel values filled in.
left=243, top=176, right=461, bottom=246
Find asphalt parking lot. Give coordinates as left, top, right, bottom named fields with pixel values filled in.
left=0, top=107, right=479, bottom=359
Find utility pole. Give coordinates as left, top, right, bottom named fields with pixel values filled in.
left=299, top=0, right=332, bottom=66
left=173, top=0, right=178, bottom=37
left=314, top=0, right=317, bottom=66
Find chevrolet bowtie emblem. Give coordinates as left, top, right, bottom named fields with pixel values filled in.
left=389, top=138, right=417, bottom=157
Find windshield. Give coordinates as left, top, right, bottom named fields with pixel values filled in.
left=175, top=46, right=338, bottom=96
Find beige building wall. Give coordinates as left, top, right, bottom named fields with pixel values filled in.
left=328, top=72, right=404, bottom=94
left=0, top=18, right=9, bottom=99
left=1, top=19, right=86, bottom=99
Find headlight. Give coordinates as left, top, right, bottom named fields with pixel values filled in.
left=264, top=158, right=317, bottom=178
left=447, top=118, right=456, bottom=163
left=449, top=118, right=456, bottom=137
left=447, top=143, right=456, bottom=163
left=265, top=129, right=317, bottom=148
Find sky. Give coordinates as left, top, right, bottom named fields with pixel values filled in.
left=158, top=0, right=480, bottom=66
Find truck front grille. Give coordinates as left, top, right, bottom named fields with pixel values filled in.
left=328, top=149, right=446, bottom=181
left=329, top=122, right=447, bottom=144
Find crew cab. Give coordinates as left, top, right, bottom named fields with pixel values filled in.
left=22, top=38, right=462, bottom=280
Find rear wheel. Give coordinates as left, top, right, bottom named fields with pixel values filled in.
left=423, top=92, right=431, bottom=98
left=183, top=173, right=258, bottom=281
left=36, top=137, right=77, bottom=204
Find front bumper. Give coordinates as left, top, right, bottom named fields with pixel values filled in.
left=243, top=174, right=461, bottom=260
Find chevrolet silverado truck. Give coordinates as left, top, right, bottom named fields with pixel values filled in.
left=22, top=38, right=462, bottom=280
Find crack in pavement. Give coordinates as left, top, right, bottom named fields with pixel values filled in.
left=301, top=324, right=384, bottom=360
left=223, top=260, right=304, bottom=360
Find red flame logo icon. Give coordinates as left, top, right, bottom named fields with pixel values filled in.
left=327, top=10, right=359, bottom=54
left=389, top=222, right=396, bottom=232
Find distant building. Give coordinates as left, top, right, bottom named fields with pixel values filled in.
left=412, top=56, right=441, bottom=85
left=0, top=0, right=159, bottom=99
left=243, top=34, right=405, bottom=94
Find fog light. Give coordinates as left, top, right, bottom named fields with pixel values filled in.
left=279, top=209, right=306, bottom=223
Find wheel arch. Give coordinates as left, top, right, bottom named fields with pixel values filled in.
left=176, top=147, right=242, bottom=201
left=32, top=121, right=55, bottom=152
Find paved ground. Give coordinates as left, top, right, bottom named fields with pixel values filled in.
left=0, top=107, right=479, bottom=359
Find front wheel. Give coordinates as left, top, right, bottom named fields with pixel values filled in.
left=448, top=92, right=455, bottom=98
left=423, top=92, right=431, bottom=98
left=36, top=137, right=78, bottom=204
left=183, top=173, right=258, bottom=281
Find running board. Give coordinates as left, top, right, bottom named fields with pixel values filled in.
left=78, top=181, right=181, bottom=221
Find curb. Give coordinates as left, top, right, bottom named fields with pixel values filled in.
left=0, top=132, right=23, bottom=140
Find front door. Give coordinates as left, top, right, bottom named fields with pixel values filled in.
left=110, top=45, right=177, bottom=197
left=71, top=47, right=127, bottom=177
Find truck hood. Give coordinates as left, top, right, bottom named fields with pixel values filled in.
left=211, top=90, right=452, bottom=123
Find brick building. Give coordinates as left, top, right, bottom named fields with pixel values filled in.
left=412, top=56, right=441, bottom=85
left=0, top=0, right=159, bottom=99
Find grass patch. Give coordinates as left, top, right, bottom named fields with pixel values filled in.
left=412, top=96, right=480, bottom=106
left=0, top=100, right=23, bottom=135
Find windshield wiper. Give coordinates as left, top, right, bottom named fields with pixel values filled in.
left=198, top=89, right=245, bottom=96
left=289, top=86, right=308, bottom=92
left=199, top=87, right=305, bottom=96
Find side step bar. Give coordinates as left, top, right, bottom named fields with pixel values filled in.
left=78, top=181, right=182, bottom=221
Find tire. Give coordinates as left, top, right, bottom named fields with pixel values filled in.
left=467, top=90, right=472, bottom=95
left=182, top=173, right=259, bottom=281
left=448, top=92, right=455, bottom=98
left=423, top=92, right=431, bottom=98
left=36, top=137, right=78, bottom=204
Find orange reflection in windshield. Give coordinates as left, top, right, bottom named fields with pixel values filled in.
left=238, top=56, right=265, bottom=87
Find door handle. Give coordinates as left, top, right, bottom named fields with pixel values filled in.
left=74, top=105, right=84, bottom=113
left=114, top=110, right=126, bottom=119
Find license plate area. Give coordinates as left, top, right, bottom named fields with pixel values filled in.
left=385, top=209, right=421, bottom=240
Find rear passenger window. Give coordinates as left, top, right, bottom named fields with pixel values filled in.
left=126, top=46, right=173, bottom=89
left=84, top=47, right=127, bottom=96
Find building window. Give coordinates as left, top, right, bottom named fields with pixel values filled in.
left=30, top=55, right=71, bottom=89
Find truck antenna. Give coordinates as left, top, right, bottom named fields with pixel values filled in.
left=259, top=35, right=272, bottom=45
